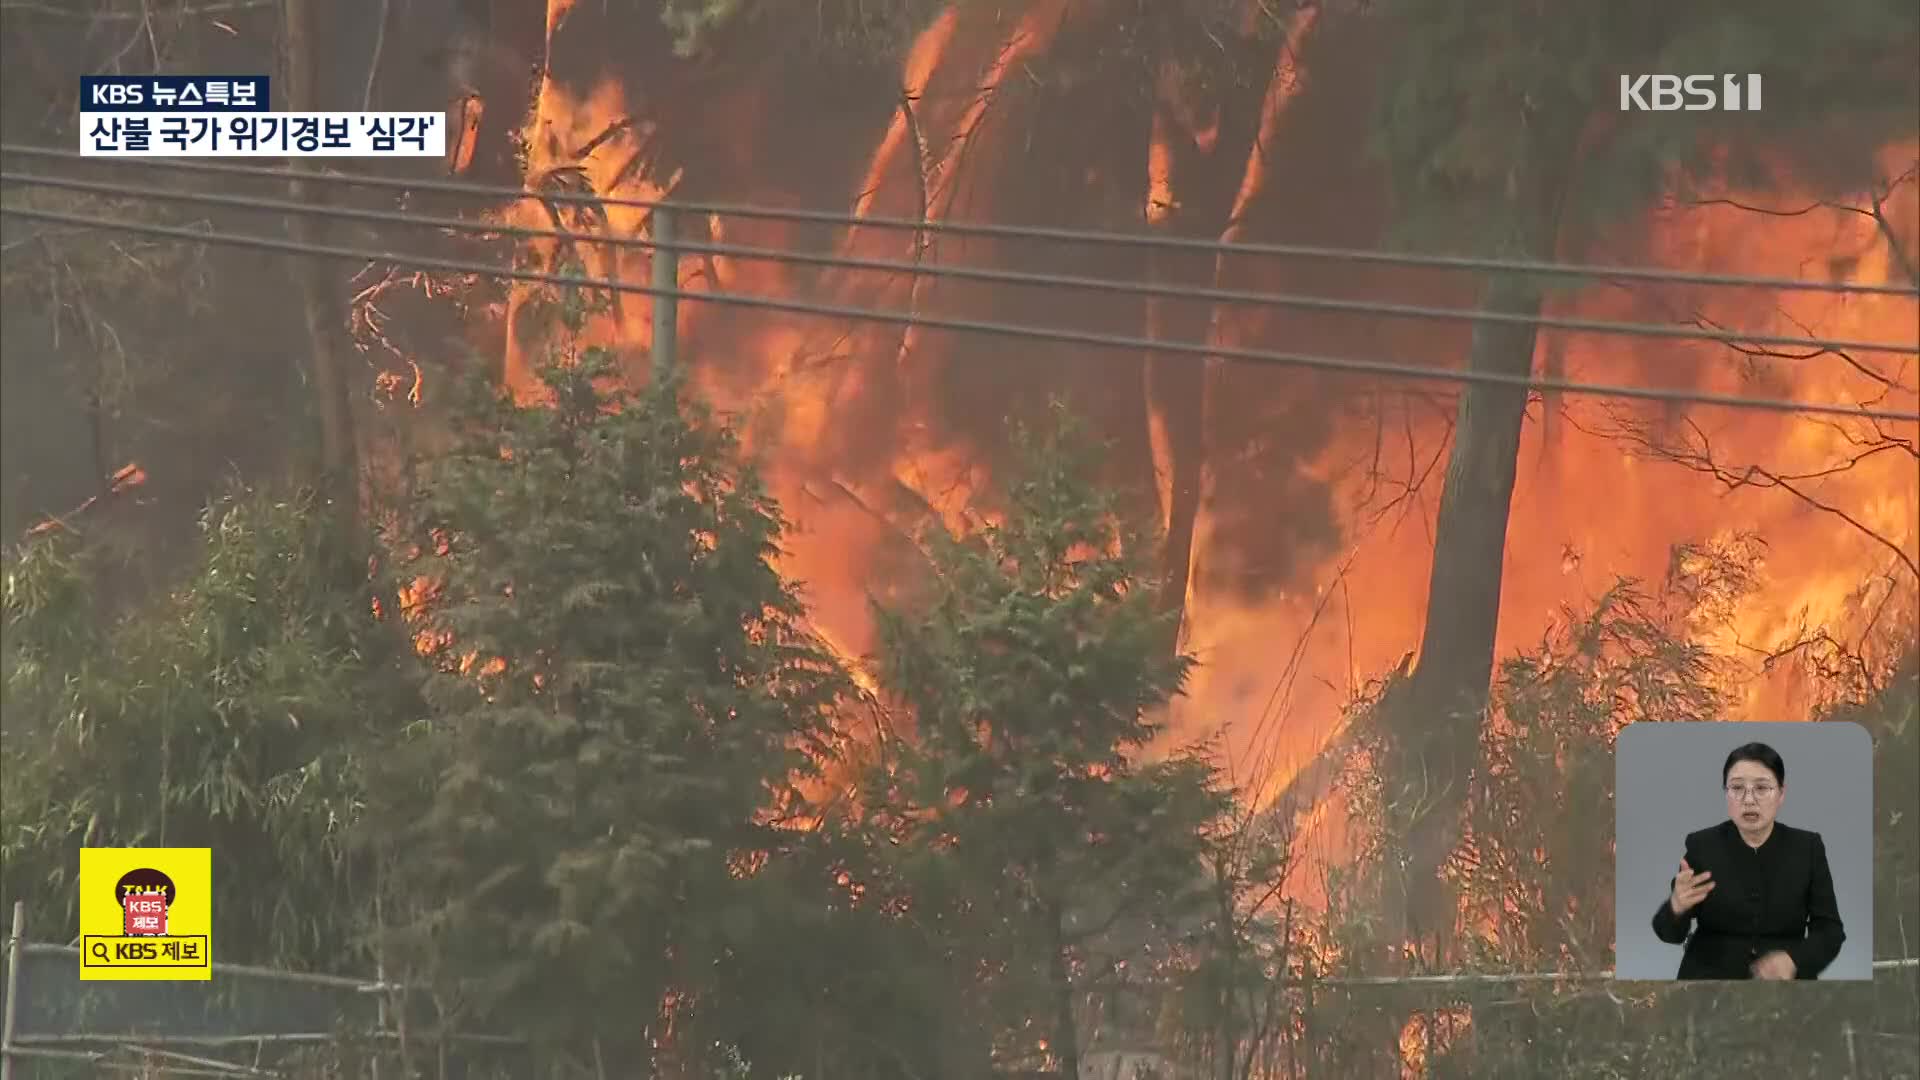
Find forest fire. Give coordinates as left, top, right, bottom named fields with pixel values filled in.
left=461, top=0, right=1917, bottom=829
left=5, top=3, right=1917, bottom=1076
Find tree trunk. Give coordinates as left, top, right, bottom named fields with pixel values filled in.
left=281, top=0, right=359, bottom=527
left=1212, top=864, right=1239, bottom=1080
left=1046, top=902, right=1081, bottom=1079
left=1187, top=6, right=1317, bottom=647
left=1144, top=11, right=1317, bottom=643
left=1141, top=97, right=1210, bottom=631
left=1144, top=335, right=1207, bottom=618
left=1407, top=263, right=1546, bottom=721
left=1389, top=159, right=1569, bottom=939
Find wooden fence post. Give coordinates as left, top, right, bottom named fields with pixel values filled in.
left=2, top=900, right=26, bottom=1080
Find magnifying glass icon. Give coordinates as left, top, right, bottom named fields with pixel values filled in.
left=90, top=941, right=109, bottom=962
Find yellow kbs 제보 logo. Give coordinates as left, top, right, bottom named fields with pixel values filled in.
left=78, top=847, right=212, bottom=981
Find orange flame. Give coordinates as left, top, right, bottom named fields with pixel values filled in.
left=468, top=4, right=1916, bottom=876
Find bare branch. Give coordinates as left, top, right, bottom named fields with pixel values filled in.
left=362, top=0, right=391, bottom=112
left=22, top=463, right=148, bottom=540
left=1868, top=163, right=1920, bottom=286
left=1592, top=409, right=1918, bottom=582
left=1694, top=307, right=1913, bottom=402
left=1681, top=162, right=1918, bottom=286
left=890, top=88, right=935, bottom=374
left=1683, top=196, right=1829, bottom=219
left=0, top=0, right=271, bottom=19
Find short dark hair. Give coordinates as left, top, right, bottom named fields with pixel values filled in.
left=1723, top=742, right=1785, bottom=787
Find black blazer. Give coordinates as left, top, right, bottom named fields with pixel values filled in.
left=1650, top=819, right=1846, bottom=979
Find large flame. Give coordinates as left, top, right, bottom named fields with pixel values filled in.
left=1183, top=138, right=1919, bottom=804
left=478, top=2, right=1917, bottom=834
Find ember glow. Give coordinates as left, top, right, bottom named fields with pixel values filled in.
left=473, top=3, right=1916, bottom=827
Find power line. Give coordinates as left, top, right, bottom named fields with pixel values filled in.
left=1291, top=957, right=1920, bottom=988
left=8, top=143, right=1917, bottom=298
left=7, top=167, right=1917, bottom=357
left=3, top=202, right=1915, bottom=423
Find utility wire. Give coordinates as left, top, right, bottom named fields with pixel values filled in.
left=1294, top=957, right=1920, bottom=988
left=7, top=168, right=1916, bottom=357
left=8, top=143, right=1917, bottom=298
left=3, top=204, right=1915, bottom=423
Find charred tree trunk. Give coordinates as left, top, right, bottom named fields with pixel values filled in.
left=1140, top=53, right=1278, bottom=639
left=1395, top=271, right=1540, bottom=901
left=1144, top=329, right=1208, bottom=618
left=1144, top=12, right=1318, bottom=647
left=1389, top=150, right=1570, bottom=939
left=1382, top=138, right=1574, bottom=953
left=281, top=0, right=359, bottom=528
left=1140, top=97, right=1213, bottom=635
left=435, top=0, right=541, bottom=184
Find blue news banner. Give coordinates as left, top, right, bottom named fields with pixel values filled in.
left=79, top=75, right=445, bottom=158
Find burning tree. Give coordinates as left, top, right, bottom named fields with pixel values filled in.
left=2, top=1, right=1917, bottom=1076
left=1362, top=0, right=1919, bottom=949
left=364, top=294, right=850, bottom=1073
left=859, top=404, right=1228, bottom=1076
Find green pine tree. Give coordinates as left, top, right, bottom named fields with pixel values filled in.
left=368, top=287, right=848, bottom=1072
left=865, top=403, right=1227, bottom=1077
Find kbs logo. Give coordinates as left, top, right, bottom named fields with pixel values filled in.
left=1620, top=74, right=1762, bottom=112
left=118, top=867, right=175, bottom=935
left=79, top=848, right=212, bottom=981
left=88, top=82, right=145, bottom=107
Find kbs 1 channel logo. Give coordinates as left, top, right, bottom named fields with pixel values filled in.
left=1619, top=73, right=1763, bottom=112
left=78, top=847, right=212, bottom=981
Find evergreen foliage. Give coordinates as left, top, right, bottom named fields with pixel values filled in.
left=365, top=294, right=848, bottom=1067
left=1, top=489, right=402, bottom=970
left=862, top=404, right=1229, bottom=1072
left=1371, top=0, right=1920, bottom=251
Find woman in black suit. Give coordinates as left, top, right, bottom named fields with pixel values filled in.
left=1651, top=742, right=1846, bottom=979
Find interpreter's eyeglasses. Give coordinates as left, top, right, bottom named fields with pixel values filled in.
left=1726, top=784, right=1778, bottom=802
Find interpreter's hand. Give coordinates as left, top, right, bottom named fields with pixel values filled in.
left=1669, top=858, right=1715, bottom=917
left=1751, top=951, right=1797, bottom=981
